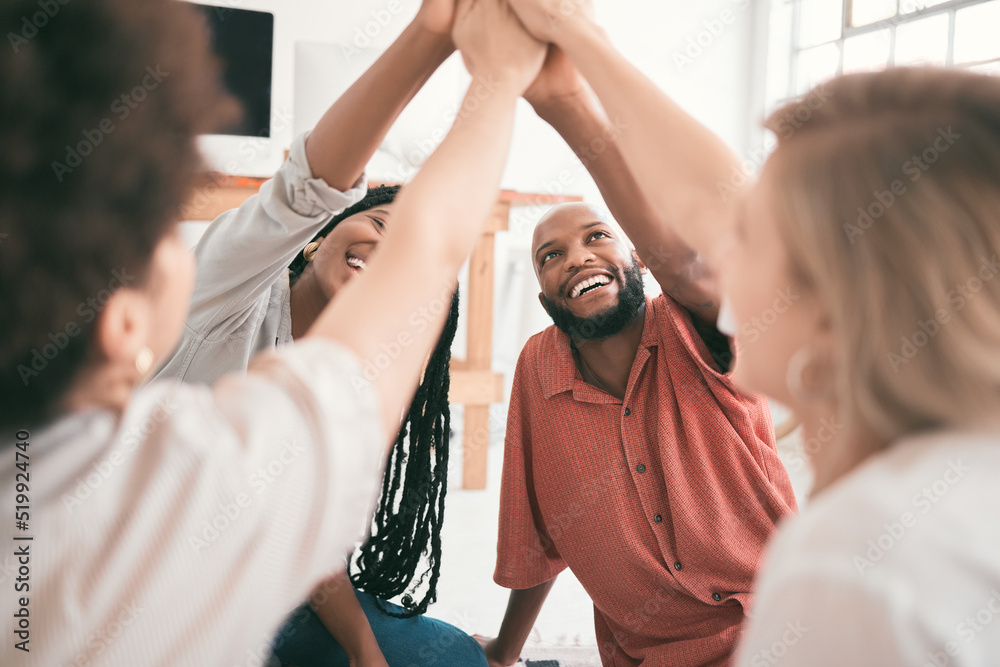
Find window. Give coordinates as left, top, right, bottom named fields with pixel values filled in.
left=766, top=0, right=1000, bottom=109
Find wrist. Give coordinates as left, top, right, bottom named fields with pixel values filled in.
left=527, top=87, right=589, bottom=119
left=466, top=68, right=535, bottom=100
left=404, top=18, right=456, bottom=60
left=487, top=637, right=520, bottom=666
left=553, top=15, right=606, bottom=55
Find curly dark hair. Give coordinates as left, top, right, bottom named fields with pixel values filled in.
left=0, top=0, right=237, bottom=429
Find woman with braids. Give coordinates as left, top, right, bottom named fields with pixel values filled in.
left=155, top=6, right=480, bottom=666
left=0, top=0, right=547, bottom=663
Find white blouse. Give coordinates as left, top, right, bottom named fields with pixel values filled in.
left=157, top=131, right=367, bottom=385
left=0, top=340, right=385, bottom=666
left=735, top=429, right=1000, bottom=666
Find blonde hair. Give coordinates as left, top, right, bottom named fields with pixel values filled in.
left=764, top=67, right=1000, bottom=445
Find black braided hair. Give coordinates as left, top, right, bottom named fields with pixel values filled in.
left=287, top=184, right=459, bottom=618
left=349, top=290, right=459, bottom=618
left=288, top=184, right=400, bottom=285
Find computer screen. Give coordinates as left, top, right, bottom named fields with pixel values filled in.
left=193, top=4, right=274, bottom=138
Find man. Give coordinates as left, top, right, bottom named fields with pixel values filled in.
left=477, top=49, right=797, bottom=667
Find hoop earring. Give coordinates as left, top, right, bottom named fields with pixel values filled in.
left=135, top=347, right=154, bottom=376
left=786, top=344, right=834, bottom=404
left=303, top=240, right=322, bottom=262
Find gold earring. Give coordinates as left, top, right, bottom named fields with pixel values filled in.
left=135, top=347, right=154, bottom=375
left=303, top=241, right=322, bottom=262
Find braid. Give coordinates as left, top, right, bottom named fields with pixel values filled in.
left=349, top=290, right=460, bottom=618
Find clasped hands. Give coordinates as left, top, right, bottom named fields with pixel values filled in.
left=439, top=0, right=596, bottom=103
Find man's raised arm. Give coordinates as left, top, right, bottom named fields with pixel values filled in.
left=524, top=47, right=720, bottom=322
left=509, top=0, right=746, bottom=261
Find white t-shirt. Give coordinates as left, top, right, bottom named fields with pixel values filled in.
left=735, top=429, right=1000, bottom=666
left=0, top=340, right=385, bottom=666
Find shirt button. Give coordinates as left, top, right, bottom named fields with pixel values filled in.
left=674, top=561, right=682, bottom=571
left=712, top=592, right=722, bottom=602
left=653, top=514, right=662, bottom=523
left=636, top=463, right=646, bottom=473
left=623, top=407, right=631, bottom=416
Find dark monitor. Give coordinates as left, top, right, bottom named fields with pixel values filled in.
left=193, top=4, right=274, bottom=138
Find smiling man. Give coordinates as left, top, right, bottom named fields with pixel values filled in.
left=477, top=49, right=798, bottom=667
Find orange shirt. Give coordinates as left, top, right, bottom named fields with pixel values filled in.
left=495, top=294, right=797, bottom=667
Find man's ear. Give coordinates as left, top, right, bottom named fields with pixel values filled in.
left=537, top=292, right=551, bottom=316
left=93, top=288, right=152, bottom=368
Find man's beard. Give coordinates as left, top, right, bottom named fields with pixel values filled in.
left=541, top=259, right=646, bottom=341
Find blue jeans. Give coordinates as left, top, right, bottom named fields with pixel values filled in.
left=270, top=589, right=488, bottom=667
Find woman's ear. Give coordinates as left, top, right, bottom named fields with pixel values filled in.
left=93, top=287, right=154, bottom=372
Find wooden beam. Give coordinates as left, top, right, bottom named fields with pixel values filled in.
left=462, top=405, right=492, bottom=490
left=449, top=370, right=504, bottom=406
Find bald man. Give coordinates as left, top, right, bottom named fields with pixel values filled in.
left=476, top=51, right=797, bottom=667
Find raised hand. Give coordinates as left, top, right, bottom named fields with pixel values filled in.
left=507, top=0, right=595, bottom=45
left=452, top=0, right=547, bottom=95
left=524, top=44, right=588, bottom=109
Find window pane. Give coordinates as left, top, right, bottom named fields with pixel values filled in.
left=798, top=0, right=844, bottom=48
left=899, top=0, right=951, bottom=15
left=843, top=29, right=891, bottom=72
left=796, top=42, right=841, bottom=93
left=766, top=0, right=796, bottom=108
left=954, top=1, right=1000, bottom=65
left=893, top=12, right=949, bottom=65
left=849, top=0, right=896, bottom=27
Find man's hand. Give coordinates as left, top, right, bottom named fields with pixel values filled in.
left=507, top=0, right=595, bottom=44
left=452, top=0, right=546, bottom=95
left=524, top=45, right=587, bottom=110
left=474, top=634, right=518, bottom=667
left=415, top=0, right=457, bottom=39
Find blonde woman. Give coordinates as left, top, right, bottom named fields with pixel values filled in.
left=0, top=0, right=545, bottom=664
left=505, top=0, right=1000, bottom=664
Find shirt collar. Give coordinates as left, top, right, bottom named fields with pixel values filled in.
left=538, top=293, right=659, bottom=400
